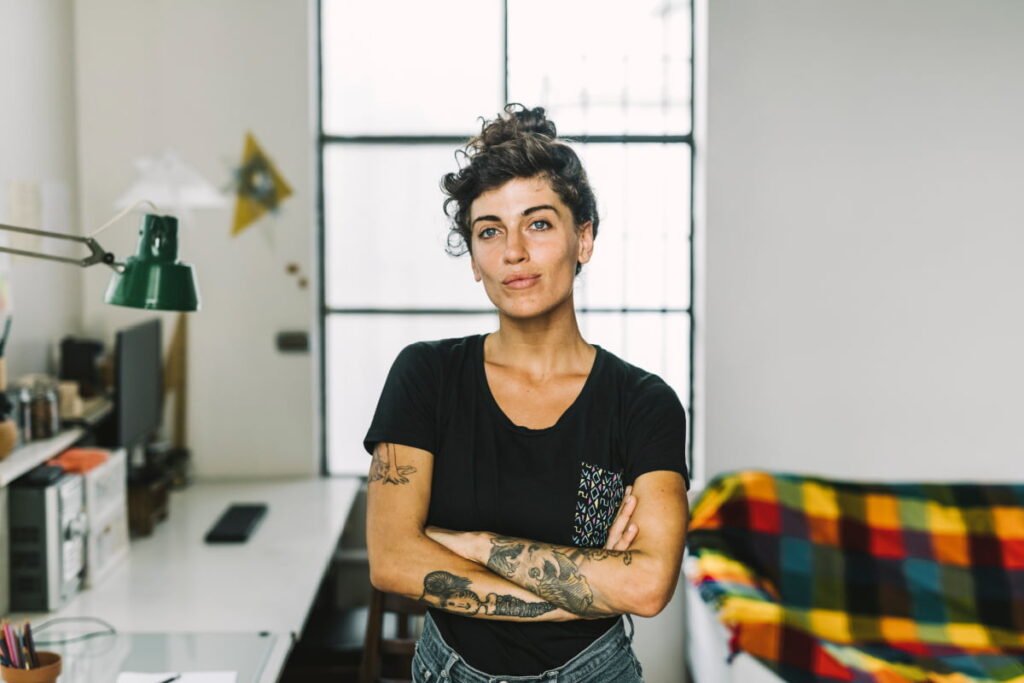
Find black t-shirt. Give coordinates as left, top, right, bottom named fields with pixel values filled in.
left=364, top=333, right=689, bottom=676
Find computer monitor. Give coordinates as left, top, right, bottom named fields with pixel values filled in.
left=114, top=319, right=163, bottom=451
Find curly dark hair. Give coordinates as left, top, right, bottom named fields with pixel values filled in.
left=441, top=104, right=599, bottom=275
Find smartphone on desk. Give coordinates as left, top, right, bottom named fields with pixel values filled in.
left=204, top=503, right=268, bottom=543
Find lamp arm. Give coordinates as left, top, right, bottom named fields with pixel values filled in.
left=0, top=222, right=121, bottom=271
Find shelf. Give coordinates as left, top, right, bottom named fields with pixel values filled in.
left=0, top=428, right=85, bottom=487
left=62, top=397, right=114, bottom=429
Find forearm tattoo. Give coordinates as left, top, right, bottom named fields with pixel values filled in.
left=486, top=536, right=525, bottom=576
left=485, top=537, right=632, bottom=617
left=369, top=443, right=416, bottom=485
left=577, top=547, right=633, bottom=565
left=420, top=570, right=556, bottom=618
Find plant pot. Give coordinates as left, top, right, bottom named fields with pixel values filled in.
left=0, top=652, right=62, bottom=682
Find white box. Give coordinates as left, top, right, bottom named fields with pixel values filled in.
left=85, top=503, right=128, bottom=587
left=84, top=448, right=127, bottom=521
left=80, top=448, right=129, bottom=587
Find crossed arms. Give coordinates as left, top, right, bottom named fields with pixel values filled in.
left=366, top=442, right=689, bottom=622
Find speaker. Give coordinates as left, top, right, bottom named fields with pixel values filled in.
left=9, top=466, right=86, bottom=611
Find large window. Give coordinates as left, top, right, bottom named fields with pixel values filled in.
left=319, top=0, right=695, bottom=476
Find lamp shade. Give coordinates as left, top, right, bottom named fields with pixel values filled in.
left=104, top=214, right=200, bottom=311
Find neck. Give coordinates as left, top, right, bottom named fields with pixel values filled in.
left=487, top=296, right=593, bottom=377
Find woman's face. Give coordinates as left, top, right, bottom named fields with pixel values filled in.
left=468, top=175, right=593, bottom=320
left=442, top=589, right=482, bottom=613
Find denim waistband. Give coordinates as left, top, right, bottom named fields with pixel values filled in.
left=413, top=612, right=638, bottom=683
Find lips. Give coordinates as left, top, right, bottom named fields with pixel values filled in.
left=502, top=274, right=541, bottom=289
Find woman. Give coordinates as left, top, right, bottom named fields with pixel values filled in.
left=364, top=104, right=690, bottom=682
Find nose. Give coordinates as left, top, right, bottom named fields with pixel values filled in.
left=503, top=229, right=528, bottom=265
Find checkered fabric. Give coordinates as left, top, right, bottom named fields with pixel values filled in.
left=686, top=471, right=1024, bottom=682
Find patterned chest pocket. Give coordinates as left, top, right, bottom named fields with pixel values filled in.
left=572, top=462, right=625, bottom=546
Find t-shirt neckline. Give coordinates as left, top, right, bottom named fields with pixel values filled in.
left=476, top=333, right=605, bottom=436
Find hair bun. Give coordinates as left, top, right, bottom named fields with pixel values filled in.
left=509, top=104, right=557, bottom=138
left=470, top=103, right=557, bottom=152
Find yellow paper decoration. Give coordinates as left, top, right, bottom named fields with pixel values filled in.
left=231, top=132, right=293, bottom=236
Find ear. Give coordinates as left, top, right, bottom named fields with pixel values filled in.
left=471, top=255, right=482, bottom=282
left=576, top=220, right=595, bottom=266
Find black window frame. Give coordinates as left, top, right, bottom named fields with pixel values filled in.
left=315, top=0, right=697, bottom=478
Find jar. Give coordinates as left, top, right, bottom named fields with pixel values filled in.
left=28, top=377, right=60, bottom=440
left=16, top=385, right=32, bottom=443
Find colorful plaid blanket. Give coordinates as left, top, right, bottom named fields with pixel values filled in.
left=686, top=471, right=1024, bottom=682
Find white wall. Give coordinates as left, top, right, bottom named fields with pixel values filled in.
left=706, top=0, right=1024, bottom=483
left=73, top=0, right=319, bottom=478
left=0, top=0, right=81, bottom=378
left=0, top=0, right=81, bottom=621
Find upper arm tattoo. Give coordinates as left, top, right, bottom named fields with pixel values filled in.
left=420, top=570, right=556, bottom=618
left=369, top=443, right=417, bottom=485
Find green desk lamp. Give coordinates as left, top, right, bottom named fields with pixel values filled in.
left=0, top=210, right=199, bottom=312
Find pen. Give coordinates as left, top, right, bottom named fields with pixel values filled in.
left=3, top=623, right=18, bottom=669
left=23, top=623, right=38, bottom=669
left=156, top=675, right=181, bottom=683
left=15, top=631, right=26, bottom=670
left=0, top=316, right=11, bottom=357
left=13, top=626, right=23, bottom=669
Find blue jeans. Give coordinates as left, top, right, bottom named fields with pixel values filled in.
left=411, top=612, right=645, bottom=682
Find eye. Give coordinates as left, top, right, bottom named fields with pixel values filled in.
left=478, top=226, right=499, bottom=239
left=529, top=219, right=551, bottom=231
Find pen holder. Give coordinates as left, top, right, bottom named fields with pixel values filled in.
left=0, top=652, right=62, bottom=682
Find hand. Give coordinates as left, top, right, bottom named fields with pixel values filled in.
left=604, top=486, right=638, bottom=551
left=424, top=526, right=487, bottom=563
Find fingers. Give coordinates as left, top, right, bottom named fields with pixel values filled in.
left=604, top=487, right=637, bottom=549
left=612, top=523, right=638, bottom=551
left=604, top=500, right=630, bottom=548
left=614, top=486, right=633, bottom=524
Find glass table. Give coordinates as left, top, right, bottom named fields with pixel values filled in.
left=33, top=630, right=285, bottom=682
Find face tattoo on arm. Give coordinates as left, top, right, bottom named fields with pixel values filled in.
left=420, top=571, right=557, bottom=618
left=369, top=443, right=417, bottom=485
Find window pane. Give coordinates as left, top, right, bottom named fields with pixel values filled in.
left=579, top=311, right=690, bottom=411
left=325, top=142, right=690, bottom=311
left=324, top=144, right=492, bottom=309
left=508, top=0, right=692, bottom=135
left=326, top=313, right=497, bottom=475
left=322, top=0, right=503, bottom=135
left=573, top=144, right=691, bottom=310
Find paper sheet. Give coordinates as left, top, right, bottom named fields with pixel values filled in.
left=116, top=673, right=236, bottom=683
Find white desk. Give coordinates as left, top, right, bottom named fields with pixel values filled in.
left=14, top=476, right=362, bottom=682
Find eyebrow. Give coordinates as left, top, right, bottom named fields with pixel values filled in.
left=470, top=204, right=560, bottom=228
